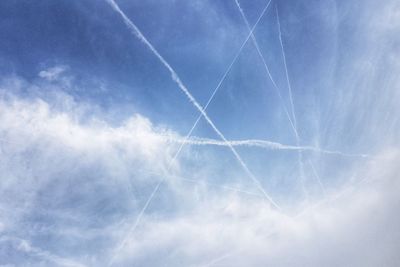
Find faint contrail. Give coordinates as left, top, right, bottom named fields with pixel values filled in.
left=275, top=5, right=308, bottom=197
left=179, top=177, right=264, bottom=197
left=275, top=6, right=297, bottom=135
left=106, top=128, right=204, bottom=264
left=308, top=160, right=327, bottom=196
left=199, top=249, right=243, bottom=267
left=198, top=219, right=285, bottom=267
left=105, top=0, right=278, bottom=265
left=107, top=182, right=162, bottom=267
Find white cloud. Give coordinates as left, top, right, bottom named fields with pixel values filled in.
left=0, top=76, right=399, bottom=266
left=0, top=80, right=185, bottom=266
left=112, top=150, right=400, bottom=267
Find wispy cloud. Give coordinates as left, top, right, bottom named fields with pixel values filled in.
left=110, top=150, right=400, bottom=266
left=0, top=236, right=87, bottom=267
left=38, top=65, right=68, bottom=82
left=0, top=69, right=399, bottom=266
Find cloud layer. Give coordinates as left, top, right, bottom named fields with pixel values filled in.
left=0, top=74, right=399, bottom=266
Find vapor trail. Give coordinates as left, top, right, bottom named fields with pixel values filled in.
left=275, top=5, right=308, bottom=197
left=308, top=160, right=327, bottom=196
left=107, top=181, right=162, bottom=267
left=107, top=128, right=197, bottom=266
left=275, top=6, right=297, bottom=133
left=105, top=0, right=278, bottom=264
left=167, top=136, right=369, bottom=157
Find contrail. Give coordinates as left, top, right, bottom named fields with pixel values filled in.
left=275, top=5, right=308, bottom=197
left=275, top=6, right=298, bottom=134
left=105, top=0, right=278, bottom=265
left=177, top=136, right=298, bottom=150
left=106, top=129, right=205, bottom=265
left=308, top=160, right=327, bottom=196
left=166, top=136, right=369, bottom=157
left=107, top=181, right=162, bottom=267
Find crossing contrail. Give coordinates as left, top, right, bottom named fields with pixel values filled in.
left=184, top=0, right=274, bottom=148
left=233, top=0, right=297, bottom=135
left=106, top=0, right=277, bottom=206
left=233, top=0, right=306, bottom=196
left=105, top=0, right=278, bottom=265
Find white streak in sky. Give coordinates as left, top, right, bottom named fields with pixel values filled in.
left=275, top=6, right=298, bottom=135
left=107, top=182, right=162, bottom=267
left=167, top=136, right=369, bottom=157
left=309, top=160, right=327, bottom=196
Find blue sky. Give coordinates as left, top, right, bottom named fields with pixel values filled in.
left=0, top=0, right=400, bottom=266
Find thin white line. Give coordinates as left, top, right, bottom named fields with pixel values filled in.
left=167, top=136, right=368, bottom=157
left=308, top=160, right=327, bottom=196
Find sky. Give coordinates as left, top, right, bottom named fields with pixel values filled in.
left=0, top=0, right=399, bottom=266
